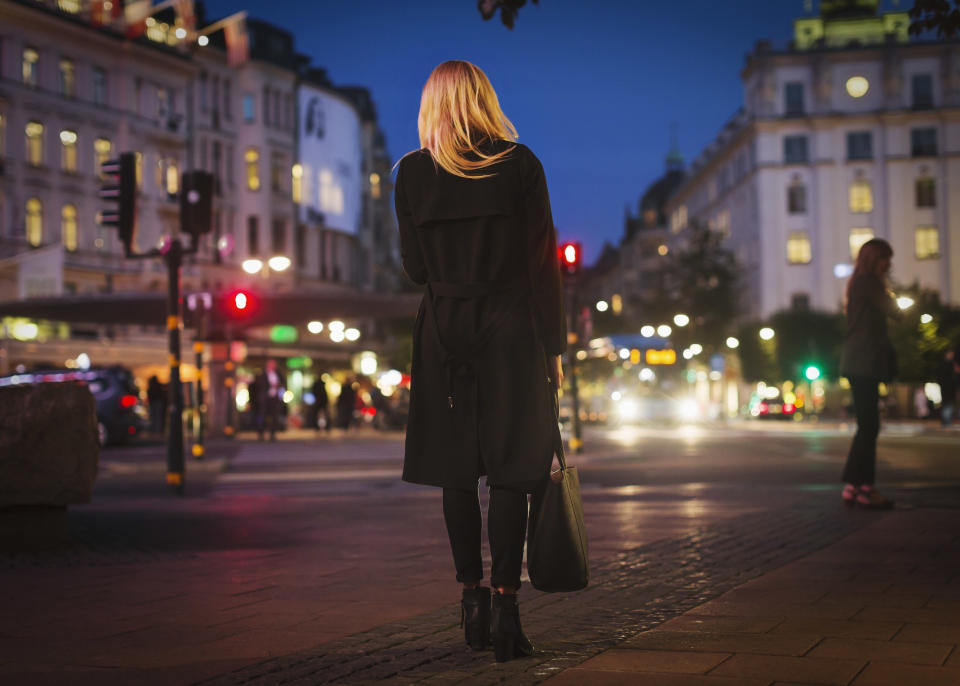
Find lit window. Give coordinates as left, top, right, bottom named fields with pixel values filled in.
left=845, top=76, right=869, bottom=98
left=25, top=121, right=44, bottom=166
left=716, top=209, right=730, bottom=235
left=165, top=160, right=179, bottom=196
left=370, top=172, right=381, bottom=199
left=915, top=226, right=940, bottom=259
left=60, top=130, right=78, bottom=172
left=94, top=138, right=112, bottom=178
left=62, top=204, right=78, bottom=252
left=59, top=58, right=75, bottom=97
left=849, top=177, right=873, bottom=213
left=292, top=164, right=303, bottom=203
left=786, top=231, right=811, bottom=264
left=245, top=148, right=260, bottom=191
left=26, top=198, right=43, bottom=246
left=849, top=228, right=874, bottom=259
left=319, top=169, right=343, bottom=214
left=134, top=151, right=143, bottom=188
left=57, top=0, right=81, bottom=12
left=23, top=48, right=39, bottom=87
left=916, top=177, right=936, bottom=208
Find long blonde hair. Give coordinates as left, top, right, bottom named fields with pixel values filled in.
left=417, top=60, right=517, bottom=178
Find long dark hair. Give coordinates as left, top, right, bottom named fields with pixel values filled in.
left=846, top=238, right=893, bottom=302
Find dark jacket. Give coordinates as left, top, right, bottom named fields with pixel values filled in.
left=395, top=141, right=566, bottom=490
left=840, top=273, right=897, bottom=382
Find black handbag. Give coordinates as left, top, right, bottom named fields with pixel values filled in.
left=526, top=393, right=589, bottom=593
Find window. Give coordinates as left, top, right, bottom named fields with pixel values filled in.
left=226, top=145, right=235, bottom=185
left=912, top=73, right=933, bottom=109
left=23, top=48, right=39, bottom=87
left=25, top=121, right=44, bottom=166
left=26, top=198, right=43, bottom=246
left=93, top=67, right=107, bottom=106
left=224, top=79, right=233, bottom=119
left=212, top=76, right=220, bottom=118
left=198, top=72, right=208, bottom=112
left=59, top=130, right=77, bottom=172
left=263, top=87, right=270, bottom=125
left=783, top=135, right=808, bottom=164
left=911, top=128, right=937, bottom=157
left=787, top=181, right=806, bottom=214
left=785, top=82, right=804, bottom=116
left=212, top=141, right=222, bottom=189
left=245, top=148, right=260, bottom=190
left=915, top=226, right=940, bottom=259
left=157, top=88, right=169, bottom=120
left=786, top=231, right=811, bottom=264
left=791, top=293, right=810, bottom=310
left=369, top=172, right=381, bottom=200
left=318, top=169, right=343, bottom=214
left=165, top=160, right=179, bottom=196
left=247, top=216, right=259, bottom=255
left=916, top=176, right=936, bottom=208
left=271, top=153, right=283, bottom=192
left=292, top=164, right=303, bottom=203
left=62, top=204, right=78, bottom=252
left=243, top=93, right=254, bottom=122
left=849, top=228, right=874, bottom=259
left=134, top=151, right=143, bottom=188
left=846, top=131, right=872, bottom=161
left=849, top=177, right=873, bottom=213
left=271, top=219, right=285, bottom=254
left=57, top=0, right=81, bottom=12
left=295, top=225, right=306, bottom=268
left=198, top=137, right=207, bottom=170
left=59, top=58, right=75, bottom=97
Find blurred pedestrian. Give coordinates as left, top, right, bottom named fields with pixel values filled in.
left=336, top=377, right=356, bottom=430
left=252, top=359, right=284, bottom=441
left=311, top=375, right=330, bottom=431
left=395, top=61, right=566, bottom=661
left=839, top=238, right=897, bottom=510
left=147, top=374, right=165, bottom=435
left=938, top=349, right=957, bottom=426
left=913, top=386, right=930, bottom=420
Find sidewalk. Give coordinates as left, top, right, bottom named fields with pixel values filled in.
left=545, top=508, right=960, bottom=686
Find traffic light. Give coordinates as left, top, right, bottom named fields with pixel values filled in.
left=226, top=289, right=257, bottom=319
left=559, top=241, right=582, bottom=277
left=99, top=153, right=137, bottom=255
left=804, top=365, right=821, bottom=381
left=180, top=171, right=214, bottom=242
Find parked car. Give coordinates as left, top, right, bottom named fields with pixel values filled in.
left=0, top=366, right=147, bottom=446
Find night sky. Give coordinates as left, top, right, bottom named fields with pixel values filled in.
left=201, top=0, right=841, bottom=262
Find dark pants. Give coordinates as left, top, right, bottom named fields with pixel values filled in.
left=843, top=376, right=880, bottom=486
left=442, top=484, right=529, bottom=590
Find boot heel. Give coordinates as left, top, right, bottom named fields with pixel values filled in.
left=494, top=635, right=514, bottom=663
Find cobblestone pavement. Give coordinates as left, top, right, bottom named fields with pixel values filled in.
left=199, top=499, right=883, bottom=685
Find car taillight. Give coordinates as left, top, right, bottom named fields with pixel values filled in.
left=119, top=394, right=138, bottom=409
left=758, top=402, right=769, bottom=414
left=361, top=407, right=377, bottom=417
left=783, top=403, right=796, bottom=414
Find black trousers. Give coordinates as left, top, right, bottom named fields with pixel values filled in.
left=442, top=485, right=529, bottom=590
left=843, top=375, right=880, bottom=486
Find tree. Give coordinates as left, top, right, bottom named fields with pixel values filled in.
left=477, top=0, right=539, bottom=29
left=650, top=221, right=741, bottom=351
left=909, top=0, right=960, bottom=38
left=888, top=281, right=960, bottom=383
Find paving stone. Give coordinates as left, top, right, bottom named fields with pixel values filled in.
left=544, top=670, right=769, bottom=685
left=656, top=615, right=782, bottom=634
left=770, top=618, right=902, bottom=641
left=851, top=662, right=960, bottom=686
left=892, top=622, right=960, bottom=645
left=567, top=648, right=730, bottom=674
left=622, top=629, right=820, bottom=656
left=807, top=637, right=951, bottom=666
left=708, top=654, right=865, bottom=685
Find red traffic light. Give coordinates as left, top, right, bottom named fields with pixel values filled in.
left=559, top=241, right=582, bottom=277
left=234, top=292, right=248, bottom=310
left=226, top=289, right=257, bottom=318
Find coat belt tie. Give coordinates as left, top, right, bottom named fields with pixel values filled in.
left=423, top=276, right=529, bottom=409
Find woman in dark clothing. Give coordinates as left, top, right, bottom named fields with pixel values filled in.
left=395, top=60, right=566, bottom=662
left=839, top=238, right=897, bottom=509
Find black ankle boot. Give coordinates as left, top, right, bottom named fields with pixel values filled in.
left=491, top=590, right=534, bottom=662
left=460, top=586, right=490, bottom=651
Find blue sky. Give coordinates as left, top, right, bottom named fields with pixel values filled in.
left=200, top=0, right=895, bottom=262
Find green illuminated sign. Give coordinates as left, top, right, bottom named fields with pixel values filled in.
left=269, top=325, right=298, bottom=344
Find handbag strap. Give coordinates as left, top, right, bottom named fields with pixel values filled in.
left=551, top=388, right=568, bottom=472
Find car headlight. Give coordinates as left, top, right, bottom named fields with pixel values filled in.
left=617, top=399, right=638, bottom=421
left=677, top=398, right=699, bottom=422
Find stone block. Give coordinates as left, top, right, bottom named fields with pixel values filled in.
left=0, top=383, right=99, bottom=507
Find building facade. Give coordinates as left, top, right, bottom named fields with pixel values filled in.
left=665, top=0, right=960, bottom=319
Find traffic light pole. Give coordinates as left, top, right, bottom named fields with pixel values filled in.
left=165, top=239, right=186, bottom=494
left=565, top=282, right=583, bottom=453
left=223, top=321, right=236, bottom=438
left=192, top=311, right=206, bottom=460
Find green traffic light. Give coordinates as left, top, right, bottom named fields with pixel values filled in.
left=804, top=365, right=821, bottom=381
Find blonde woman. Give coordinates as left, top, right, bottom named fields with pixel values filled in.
left=395, top=60, right=566, bottom=662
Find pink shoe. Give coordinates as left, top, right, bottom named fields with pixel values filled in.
left=856, top=485, right=895, bottom=510
left=842, top=484, right=857, bottom=507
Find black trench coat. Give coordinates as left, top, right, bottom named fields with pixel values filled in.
left=839, top=273, right=898, bottom=383
left=395, top=140, right=566, bottom=490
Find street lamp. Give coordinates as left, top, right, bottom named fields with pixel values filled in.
left=345, top=328, right=360, bottom=342
left=268, top=255, right=291, bottom=272
left=759, top=327, right=775, bottom=341
left=596, top=300, right=609, bottom=312
left=726, top=336, right=740, bottom=349
left=920, top=313, right=933, bottom=324
left=657, top=324, right=672, bottom=337
left=640, top=325, right=655, bottom=337
left=689, top=343, right=703, bottom=355
left=673, top=314, right=689, bottom=327
left=241, top=258, right=263, bottom=275
left=896, top=295, right=915, bottom=310
left=307, top=321, right=324, bottom=334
